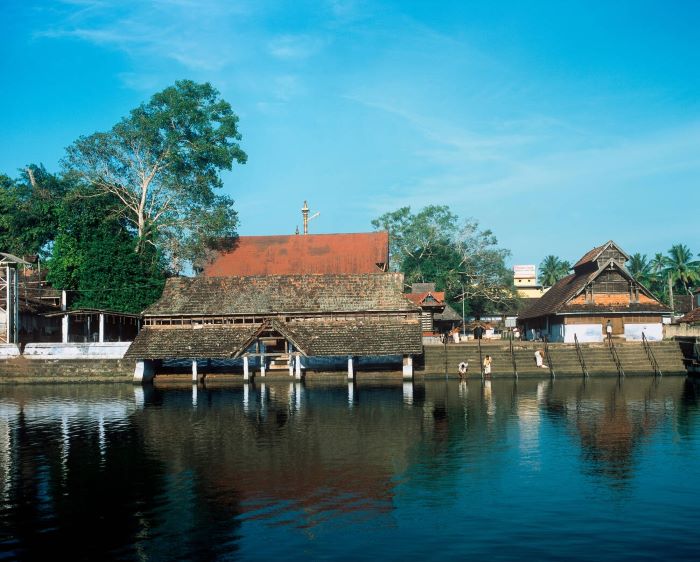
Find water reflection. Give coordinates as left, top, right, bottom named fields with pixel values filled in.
left=0, top=377, right=696, bottom=561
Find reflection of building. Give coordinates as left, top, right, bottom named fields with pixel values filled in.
left=513, top=265, right=546, bottom=299
left=519, top=241, right=671, bottom=342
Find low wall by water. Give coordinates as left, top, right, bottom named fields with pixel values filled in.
left=23, top=342, right=131, bottom=359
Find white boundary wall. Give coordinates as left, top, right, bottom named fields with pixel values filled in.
left=563, top=324, right=604, bottom=343
left=23, top=342, right=131, bottom=359
left=624, top=323, right=663, bottom=341
left=0, top=344, right=21, bottom=357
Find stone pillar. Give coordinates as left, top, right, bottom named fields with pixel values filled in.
left=61, top=290, right=68, bottom=344
left=260, top=354, right=266, bottom=377
left=98, top=314, right=105, bottom=343
left=402, top=355, right=414, bottom=380
left=192, top=359, right=198, bottom=383
left=243, top=356, right=250, bottom=380
left=133, top=360, right=155, bottom=384
left=347, top=355, right=355, bottom=381
left=295, top=355, right=302, bottom=380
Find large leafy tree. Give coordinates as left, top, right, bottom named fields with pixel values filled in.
left=372, top=205, right=515, bottom=314
left=62, top=79, right=247, bottom=272
left=538, top=255, right=571, bottom=287
left=0, top=165, right=66, bottom=256
left=47, top=189, right=166, bottom=313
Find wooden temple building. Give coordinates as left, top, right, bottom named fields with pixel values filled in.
left=126, top=272, right=423, bottom=382
left=518, top=240, right=671, bottom=342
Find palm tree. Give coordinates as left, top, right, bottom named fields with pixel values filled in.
left=628, top=253, right=650, bottom=279
left=665, top=244, right=700, bottom=295
left=650, top=252, right=667, bottom=276
left=539, top=255, right=571, bottom=287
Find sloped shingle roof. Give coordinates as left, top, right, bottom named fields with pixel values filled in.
left=143, top=273, right=418, bottom=316
left=125, top=325, right=258, bottom=360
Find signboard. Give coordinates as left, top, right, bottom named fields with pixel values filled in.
left=513, top=265, right=536, bottom=279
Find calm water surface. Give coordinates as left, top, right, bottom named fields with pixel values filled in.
left=1, top=377, right=699, bottom=561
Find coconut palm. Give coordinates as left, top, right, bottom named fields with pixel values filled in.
left=628, top=252, right=652, bottom=286
left=665, top=244, right=700, bottom=295
left=538, top=255, right=571, bottom=287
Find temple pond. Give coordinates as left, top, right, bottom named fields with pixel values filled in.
left=1, top=377, right=699, bottom=560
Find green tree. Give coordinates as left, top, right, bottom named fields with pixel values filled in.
left=62, top=79, right=247, bottom=272
left=538, top=255, right=571, bottom=287
left=628, top=252, right=652, bottom=286
left=372, top=205, right=515, bottom=313
left=665, top=243, right=700, bottom=296
left=47, top=189, right=165, bottom=313
left=0, top=165, right=66, bottom=256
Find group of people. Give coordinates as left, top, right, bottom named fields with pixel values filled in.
left=458, top=348, right=549, bottom=379
left=457, top=355, right=492, bottom=380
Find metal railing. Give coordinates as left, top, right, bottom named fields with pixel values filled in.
left=641, top=332, right=662, bottom=377
left=606, top=334, right=625, bottom=377
left=509, top=334, right=518, bottom=378
left=543, top=336, right=556, bottom=378
left=574, top=334, right=589, bottom=377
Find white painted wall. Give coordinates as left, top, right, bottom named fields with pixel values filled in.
left=564, top=324, right=604, bottom=343
left=23, top=342, right=131, bottom=359
left=0, top=344, right=20, bottom=357
left=624, top=323, right=663, bottom=341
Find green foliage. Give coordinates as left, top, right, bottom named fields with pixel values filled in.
left=372, top=205, right=516, bottom=316
left=46, top=189, right=165, bottom=313
left=664, top=243, right=700, bottom=296
left=0, top=165, right=66, bottom=256
left=62, top=79, right=246, bottom=272
left=538, top=255, right=571, bottom=287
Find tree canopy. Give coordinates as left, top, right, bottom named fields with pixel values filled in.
left=538, top=255, right=571, bottom=287
left=62, top=79, right=246, bottom=272
left=372, top=205, right=516, bottom=316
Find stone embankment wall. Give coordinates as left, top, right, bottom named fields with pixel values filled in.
left=0, top=356, right=135, bottom=383
left=421, top=340, right=687, bottom=377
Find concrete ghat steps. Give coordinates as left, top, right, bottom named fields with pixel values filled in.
left=422, top=341, right=687, bottom=377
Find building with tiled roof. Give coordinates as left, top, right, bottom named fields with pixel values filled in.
left=127, top=273, right=423, bottom=381
left=518, top=241, right=671, bottom=342
left=199, top=232, right=389, bottom=276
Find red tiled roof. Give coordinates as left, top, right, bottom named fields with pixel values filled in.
left=405, top=291, right=445, bottom=307
left=201, top=232, right=389, bottom=276
left=678, top=308, right=700, bottom=324
left=573, top=240, right=629, bottom=269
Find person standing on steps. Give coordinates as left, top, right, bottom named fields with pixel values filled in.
left=606, top=320, right=613, bottom=339
left=483, top=355, right=492, bottom=378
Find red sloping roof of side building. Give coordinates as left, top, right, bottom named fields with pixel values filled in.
left=201, top=232, right=390, bottom=276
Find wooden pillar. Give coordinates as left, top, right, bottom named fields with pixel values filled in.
left=243, top=355, right=250, bottom=380
left=99, top=314, right=105, bottom=343
left=402, top=355, right=414, bottom=380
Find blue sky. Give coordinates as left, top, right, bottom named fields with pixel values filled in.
left=1, top=0, right=698, bottom=268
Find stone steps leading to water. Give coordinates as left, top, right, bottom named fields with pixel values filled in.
left=422, top=341, right=687, bottom=377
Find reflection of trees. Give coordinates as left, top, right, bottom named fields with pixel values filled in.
left=539, top=378, right=686, bottom=485
left=0, top=385, right=169, bottom=560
